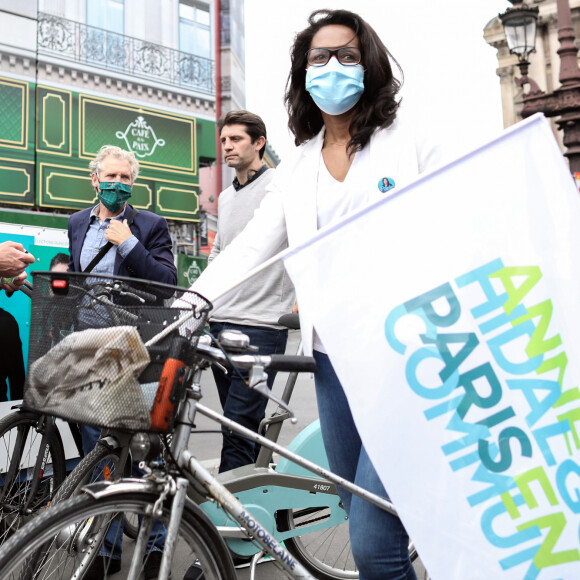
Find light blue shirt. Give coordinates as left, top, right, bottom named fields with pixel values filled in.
left=79, top=204, right=138, bottom=273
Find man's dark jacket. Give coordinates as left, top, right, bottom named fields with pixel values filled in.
left=67, top=204, right=177, bottom=285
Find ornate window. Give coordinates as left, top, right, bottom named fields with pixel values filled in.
left=179, top=0, right=211, bottom=59
left=85, top=0, right=125, bottom=67
left=87, top=0, right=124, bottom=33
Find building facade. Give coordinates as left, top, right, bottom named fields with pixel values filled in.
left=484, top=0, right=580, bottom=151
left=0, top=0, right=255, bottom=400
left=0, top=0, right=252, bottom=271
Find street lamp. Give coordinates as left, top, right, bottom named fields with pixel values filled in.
left=498, top=0, right=580, bottom=173
left=499, top=0, right=539, bottom=80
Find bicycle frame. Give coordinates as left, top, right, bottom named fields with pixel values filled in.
left=197, top=419, right=345, bottom=560
left=193, top=403, right=397, bottom=516
left=192, top=336, right=347, bottom=558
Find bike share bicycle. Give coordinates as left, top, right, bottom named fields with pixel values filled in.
left=0, top=271, right=413, bottom=580
left=195, top=314, right=358, bottom=579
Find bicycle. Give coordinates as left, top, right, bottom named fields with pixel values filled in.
left=51, top=312, right=359, bottom=578
left=0, top=271, right=410, bottom=580
left=196, top=314, right=358, bottom=579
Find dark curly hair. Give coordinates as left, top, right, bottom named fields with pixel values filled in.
left=284, top=9, right=402, bottom=155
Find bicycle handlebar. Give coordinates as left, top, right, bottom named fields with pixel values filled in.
left=92, top=281, right=157, bottom=305
left=194, top=342, right=317, bottom=374
left=111, top=282, right=158, bottom=304
left=266, top=354, right=316, bottom=373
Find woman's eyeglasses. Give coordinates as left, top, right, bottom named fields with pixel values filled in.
left=306, top=46, right=362, bottom=67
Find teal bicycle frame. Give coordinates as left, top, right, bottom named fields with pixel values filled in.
left=197, top=418, right=346, bottom=558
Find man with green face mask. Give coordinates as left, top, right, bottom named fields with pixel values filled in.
left=67, top=144, right=177, bottom=285
left=66, top=144, right=176, bottom=580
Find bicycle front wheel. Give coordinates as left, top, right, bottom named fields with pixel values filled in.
left=0, top=411, right=66, bottom=546
left=0, top=490, right=236, bottom=580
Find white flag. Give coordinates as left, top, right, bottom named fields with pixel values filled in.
left=282, top=114, right=580, bottom=580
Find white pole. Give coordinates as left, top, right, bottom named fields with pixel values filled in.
left=144, top=247, right=289, bottom=347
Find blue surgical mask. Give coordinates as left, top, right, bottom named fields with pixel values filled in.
left=98, top=181, right=132, bottom=213
left=305, top=58, right=365, bottom=116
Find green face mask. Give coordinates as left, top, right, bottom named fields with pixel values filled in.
left=98, top=181, right=132, bottom=213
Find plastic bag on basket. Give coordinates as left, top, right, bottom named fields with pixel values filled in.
left=26, top=326, right=152, bottom=431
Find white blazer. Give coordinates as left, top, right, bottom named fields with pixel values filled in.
left=193, top=116, right=442, bottom=355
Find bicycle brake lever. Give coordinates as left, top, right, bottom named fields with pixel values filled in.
left=213, top=361, right=228, bottom=374
left=248, top=365, right=295, bottom=420
left=117, top=290, right=146, bottom=303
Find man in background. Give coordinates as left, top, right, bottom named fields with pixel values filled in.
left=67, top=145, right=176, bottom=580
left=49, top=252, right=69, bottom=273
left=68, top=145, right=176, bottom=285
left=210, top=110, right=295, bottom=473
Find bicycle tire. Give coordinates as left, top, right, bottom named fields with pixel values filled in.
left=0, top=490, right=237, bottom=580
left=0, top=410, right=66, bottom=546
left=49, top=439, right=144, bottom=538
left=277, top=506, right=358, bottom=579
left=51, top=440, right=129, bottom=503
left=278, top=507, right=419, bottom=580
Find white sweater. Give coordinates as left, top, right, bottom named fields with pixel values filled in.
left=208, top=169, right=295, bottom=328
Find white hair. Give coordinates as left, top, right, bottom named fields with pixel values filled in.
left=89, top=145, right=139, bottom=182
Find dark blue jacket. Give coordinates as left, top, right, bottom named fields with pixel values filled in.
left=67, top=204, right=177, bottom=285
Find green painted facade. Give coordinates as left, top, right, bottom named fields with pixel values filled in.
left=0, top=75, right=216, bottom=223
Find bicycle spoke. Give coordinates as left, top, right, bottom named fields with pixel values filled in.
left=0, top=413, right=64, bottom=548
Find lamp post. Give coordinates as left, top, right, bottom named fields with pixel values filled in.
left=499, top=0, right=580, bottom=172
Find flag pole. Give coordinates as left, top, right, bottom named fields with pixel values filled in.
left=144, top=248, right=289, bottom=347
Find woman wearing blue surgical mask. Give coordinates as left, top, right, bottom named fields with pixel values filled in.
left=189, top=10, right=441, bottom=579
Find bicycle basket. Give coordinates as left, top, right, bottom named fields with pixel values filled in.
left=24, top=271, right=212, bottom=432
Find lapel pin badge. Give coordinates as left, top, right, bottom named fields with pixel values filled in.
left=378, top=177, right=395, bottom=193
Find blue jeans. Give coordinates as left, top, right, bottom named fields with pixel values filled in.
left=209, top=322, right=288, bottom=473
left=313, top=352, right=417, bottom=580
left=80, top=424, right=166, bottom=559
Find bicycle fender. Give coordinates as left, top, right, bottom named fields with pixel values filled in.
left=81, top=477, right=161, bottom=499
left=275, top=419, right=330, bottom=478
left=82, top=476, right=236, bottom=566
